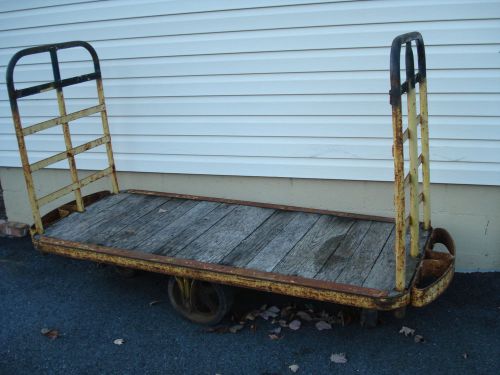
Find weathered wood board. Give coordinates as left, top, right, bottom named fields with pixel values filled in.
left=44, top=192, right=429, bottom=293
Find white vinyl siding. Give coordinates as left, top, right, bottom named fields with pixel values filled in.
left=0, top=0, right=499, bottom=185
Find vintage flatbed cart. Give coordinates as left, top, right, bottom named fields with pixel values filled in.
left=6, top=32, right=455, bottom=326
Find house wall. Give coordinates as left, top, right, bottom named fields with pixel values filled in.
left=1, top=167, right=498, bottom=272
left=0, top=0, right=499, bottom=185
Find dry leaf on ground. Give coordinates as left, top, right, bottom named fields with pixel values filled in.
left=269, top=333, right=283, bottom=340
left=269, top=327, right=282, bottom=335
left=295, top=311, right=312, bottom=321
left=41, top=328, right=59, bottom=340
left=229, top=324, right=244, bottom=333
left=149, top=300, right=162, bottom=306
left=462, top=353, right=468, bottom=359
left=315, top=321, right=332, bottom=331
left=330, top=353, right=348, bottom=364
left=205, top=326, right=230, bottom=334
left=158, top=208, right=167, bottom=213
left=289, top=364, right=299, bottom=373
left=288, top=320, right=301, bottom=330
left=399, top=326, right=415, bottom=336
left=244, top=310, right=259, bottom=321
left=414, top=334, right=425, bottom=343
left=267, top=306, right=280, bottom=314
left=113, top=338, right=125, bottom=345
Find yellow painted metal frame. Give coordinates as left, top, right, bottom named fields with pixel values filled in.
left=390, top=33, right=431, bottom=292
left=7, top=35, right=454, bottom=313
left=6, top=41, right=119, bottom=235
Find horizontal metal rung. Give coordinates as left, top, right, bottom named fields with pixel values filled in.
left=23, top=104, right=105, bottom=136
left=30, top=135, right=110, bottom=172
left=405, top=215, right=411, bottom=230
left=404, top=173, right=411, bottom=188
left=15, top=72, right=98, bottom=98
left=37, top=167, right=112, bottom=207
left=402, top=128, right=409, bottom=143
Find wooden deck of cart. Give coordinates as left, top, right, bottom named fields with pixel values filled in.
left=34, top=189, right=430, bottom=311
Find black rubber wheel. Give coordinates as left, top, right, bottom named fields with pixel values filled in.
left=360, top=308, right=379, bottom=328
left=167, top=277, right=234, bottom=326
left=114, top=266, right=138, bottom=278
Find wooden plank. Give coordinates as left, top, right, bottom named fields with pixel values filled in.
left=101, top=198, right=194, bottom=248
left=314, top=219, right=373, bottom=281
left=174, top=205, right=274, bottom=263
left=272, top=215, right=355, bottom=278
left=87, top=195, right=169, bottom=245
left=128, top=200, right=220, bottom=252
left=157, top=203, right=237, bottom=256
left=245, top=211, right=320, bottom=272
left=363, top=226, right=430, bottom=292
left=220, top=210, right=297, bottom=268
left=45, top=192, right=132, bottom=238
left=335, top=221, right=394, bottom=286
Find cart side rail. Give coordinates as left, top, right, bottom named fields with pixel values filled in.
left=6, top=41, right=119, bottom=234
left=389, top=32, right=431, bottom=291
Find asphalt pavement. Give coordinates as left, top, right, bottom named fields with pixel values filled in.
left=1, top=236, right=499, bottom=375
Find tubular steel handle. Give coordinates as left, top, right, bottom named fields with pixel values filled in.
left=389, top=32, right=426, bottom=107
left=389, top=32, right=431, bottom=292
left=6, top=41, right=102, bottom=101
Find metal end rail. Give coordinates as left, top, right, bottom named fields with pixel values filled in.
left=6, top=41, right=119, bottom=235
left=389, top=32, right=431, bottom=291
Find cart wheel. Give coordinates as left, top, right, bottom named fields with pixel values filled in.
left=360, top=309, right=378, bottom=328
left=167, top=277, right=233, bottom=326
left=114, top=266, right=138, bottom=278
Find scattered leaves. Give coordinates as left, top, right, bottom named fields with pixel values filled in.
left=330, top=353, right=348, bottom=364
left=315, top=321, right=332, bottom=331
left=295, top=311, right=312, bottom=321
left=278, top=319, right=288, bottom=328
left=113, top=338, right=125, bottom=345
left=229, top=324, right=244, bottom=334
left=288, top=364, right=299, bottom=373
left=41, top=328, right=59, bottom=340
left=399, top=326, right=415, bottom=337
left=288, top=320, right=301, bottom=331
left=414, top=334, right=425, bottom=343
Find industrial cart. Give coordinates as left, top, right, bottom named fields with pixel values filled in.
left=6, top=32, right=455, bottom=325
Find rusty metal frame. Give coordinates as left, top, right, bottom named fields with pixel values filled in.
left=390, top=32, right=431, bottom=292
left=6, top=41, right=119, bottom=235
left=8, top=35, right=454, bottom=313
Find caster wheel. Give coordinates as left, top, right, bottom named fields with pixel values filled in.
left=360, top=308, right=378, bottom=328
left=114, top=266, right=138, bottom=278
left=168, top=277, right=234, bottom=326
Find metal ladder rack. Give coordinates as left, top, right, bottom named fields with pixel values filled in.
left=6, top=41, right=119, bottom=235
left=389, top=32, right=432, bottom=291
